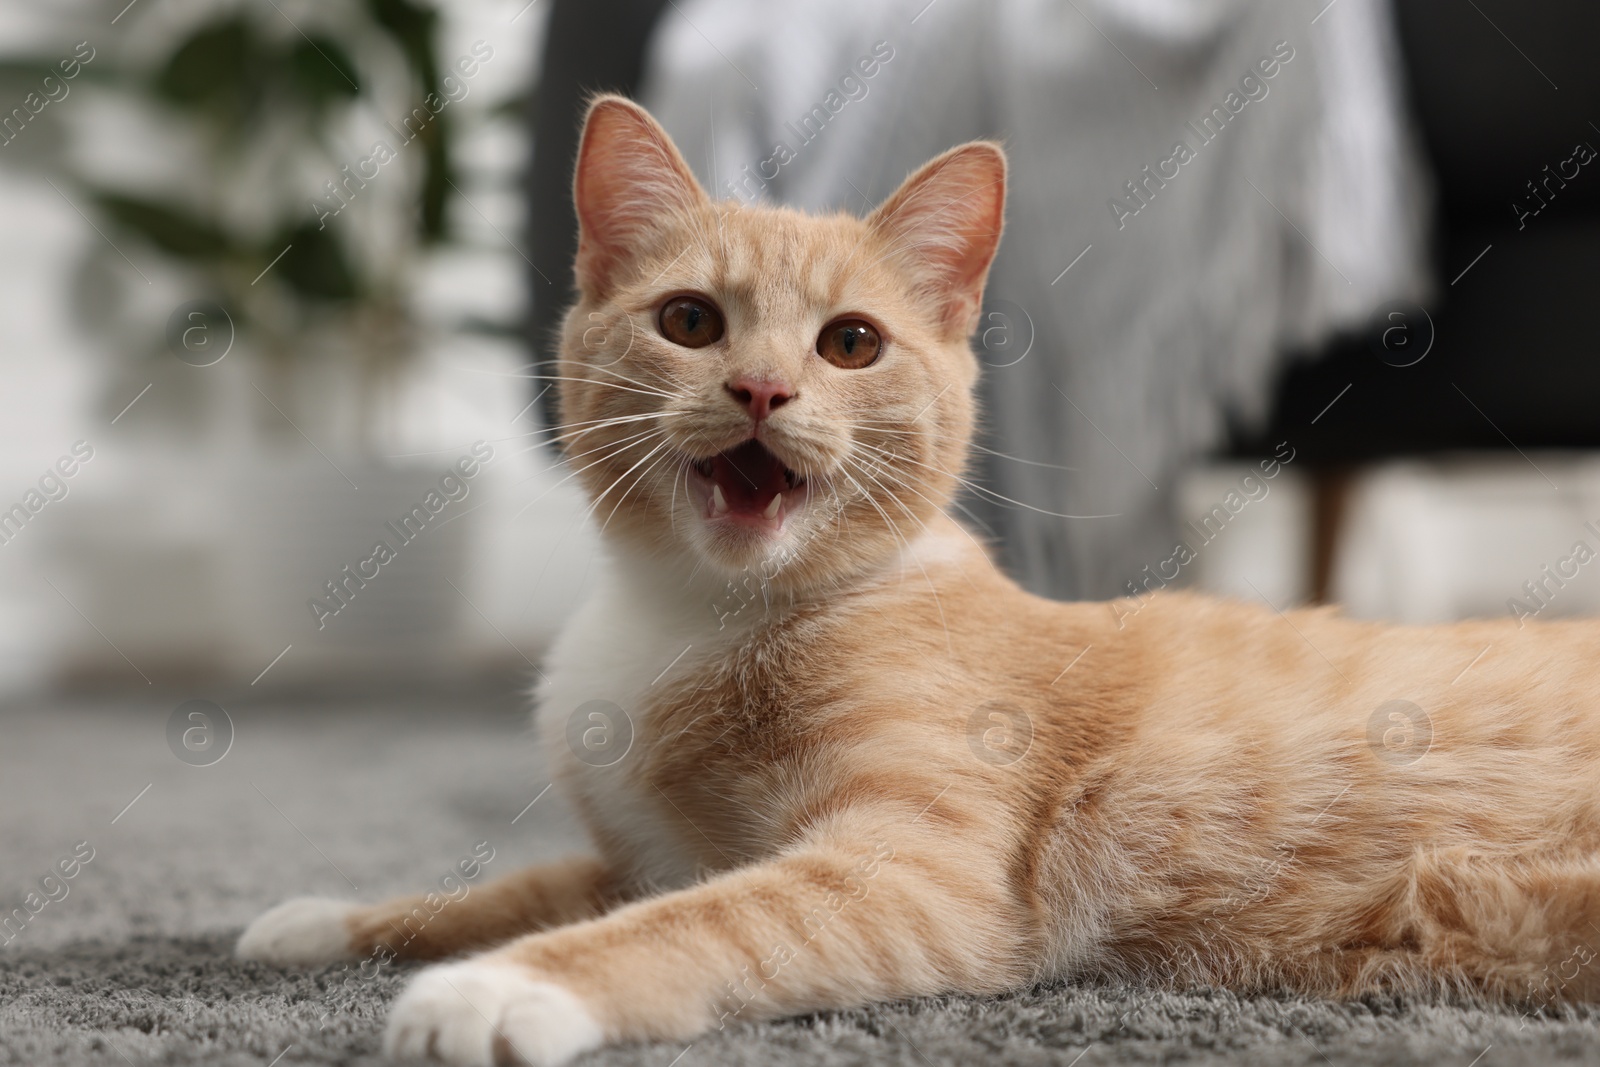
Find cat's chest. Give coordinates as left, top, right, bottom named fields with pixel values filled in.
left=534, top=559, right=775, bottom=889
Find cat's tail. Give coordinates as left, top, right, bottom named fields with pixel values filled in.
left=1352, top=846, right=1600, bottom=1009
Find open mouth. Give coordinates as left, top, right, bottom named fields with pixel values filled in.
left=690, top=439, right=806, bottom=529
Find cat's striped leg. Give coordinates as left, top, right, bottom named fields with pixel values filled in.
left=237, top=856, right=619, bottom=965
left=383, top=818, right=1028, bottom=1066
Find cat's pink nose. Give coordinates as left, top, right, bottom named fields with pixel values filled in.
left=725, top=377, right=794, bottom=422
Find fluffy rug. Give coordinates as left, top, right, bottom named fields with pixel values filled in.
left=3, top=688, right=1596, bottom=1066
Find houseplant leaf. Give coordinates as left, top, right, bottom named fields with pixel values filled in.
left=91, top=192, right=233, bottom=258
left=269, top=221, right=360, bottom=302
left=290, top=37, right=361, bottom=108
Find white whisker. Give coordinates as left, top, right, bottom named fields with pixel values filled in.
left=854, top=441, right=1117, bottom=521
left=514, top=429, right=668, bottom=518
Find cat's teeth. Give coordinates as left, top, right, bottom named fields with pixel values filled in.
left=762, top=494, right=782, bottom=520
left=711, top=484, right=729, bottom=515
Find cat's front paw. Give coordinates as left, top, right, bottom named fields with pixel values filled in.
left=236, top=896, right=359, bottom=965
left=384, top=960, right=603, bottom=1067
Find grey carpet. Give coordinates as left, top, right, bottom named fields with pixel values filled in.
left=4, top=688, right=1599, bottom=1066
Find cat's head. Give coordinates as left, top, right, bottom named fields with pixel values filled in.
left=555, top=95, right=1005, bottom=593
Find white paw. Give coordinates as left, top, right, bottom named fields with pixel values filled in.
left=236, top=896, right=359, bottom=965
left=384, top=960, right=603, bottom=1067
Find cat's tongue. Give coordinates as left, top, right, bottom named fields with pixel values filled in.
left=709, top=440, right=792, bottom=519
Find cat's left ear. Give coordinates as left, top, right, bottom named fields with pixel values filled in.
left=868, top=142, right=1007, bottom=341
left=573, top=94, right=709, bottom=298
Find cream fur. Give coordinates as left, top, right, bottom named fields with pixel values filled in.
left=534, top=551, right=750, bottom=892
left=385, top=962, right=602, bottom=1067
left=235, top=897, right=360, bottom=965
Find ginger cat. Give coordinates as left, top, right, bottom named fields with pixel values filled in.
left=238, top=95, right=1600, bottom=1065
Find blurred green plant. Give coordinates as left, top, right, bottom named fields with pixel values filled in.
left=1, top=0, right=467, bottom=404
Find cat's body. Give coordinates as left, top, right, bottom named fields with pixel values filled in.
left=547, top=513, right=1600, bottom=1000
left=236, top=96, right=1600, bottom=1065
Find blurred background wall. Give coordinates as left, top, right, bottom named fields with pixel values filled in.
left=0, top=0, right=1597, bottom=698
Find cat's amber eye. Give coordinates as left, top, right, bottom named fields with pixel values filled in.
left=658, top=296, right=725, bottom=348
left=816, top=319, right=882, bottom=369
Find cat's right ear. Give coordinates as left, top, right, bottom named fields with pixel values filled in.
left=573, top=95, right=708, bottom=298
